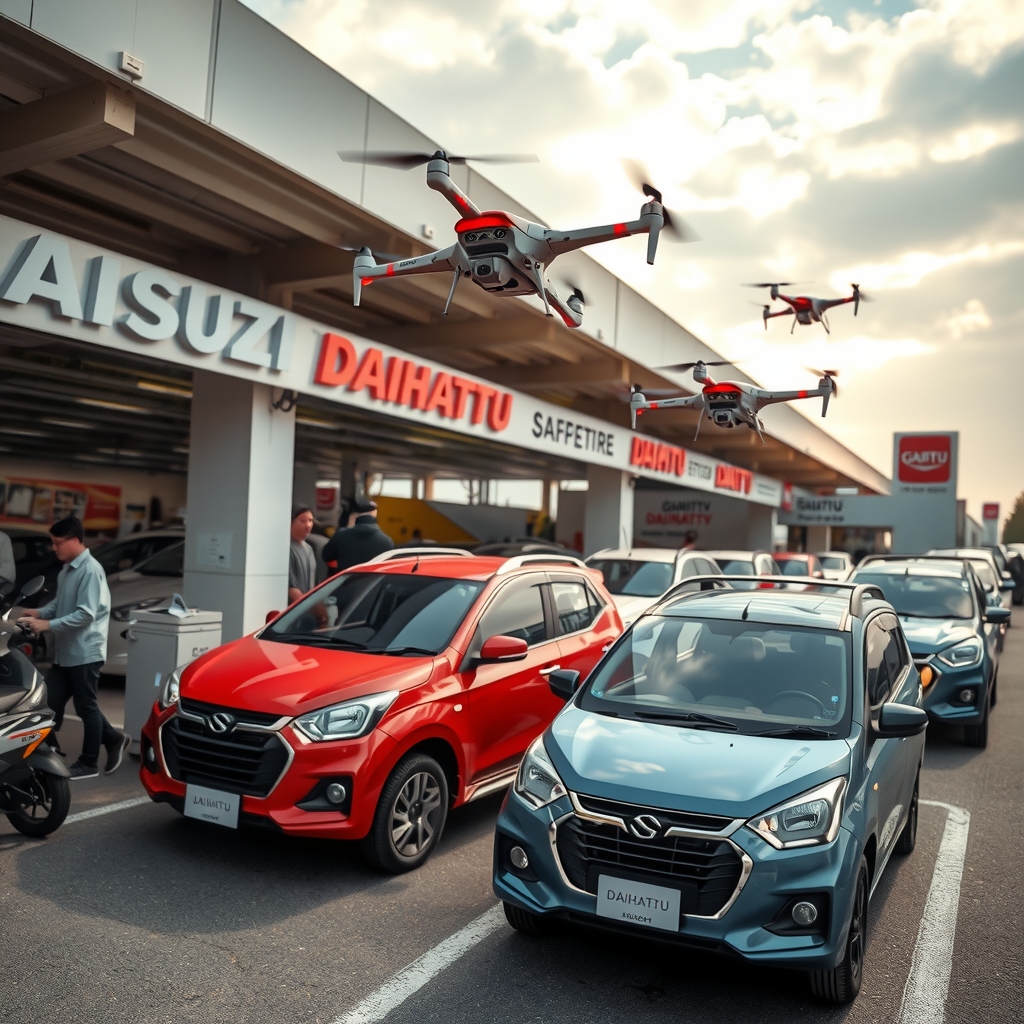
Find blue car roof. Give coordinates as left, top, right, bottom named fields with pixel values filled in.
left=654, top=588, right=854, bottom=630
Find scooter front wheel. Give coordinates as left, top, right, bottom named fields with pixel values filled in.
left=5, top=769, right=71, bottom=837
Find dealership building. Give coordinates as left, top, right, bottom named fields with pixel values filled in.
left=0, top=2, right=898, bottom=641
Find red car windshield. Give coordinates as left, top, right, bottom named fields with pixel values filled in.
left=264, top=572, right=485, bottom=655
left=778, top=558, right=811, bottom=576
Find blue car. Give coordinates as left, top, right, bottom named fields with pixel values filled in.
left=493, top=579, right=927, bottom=1005
left=850, top=556, right=1007, bottom=747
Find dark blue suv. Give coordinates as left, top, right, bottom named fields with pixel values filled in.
left=493, top=578, right=927, bottom=1004
left=849, top=556, right=1005, bottom=747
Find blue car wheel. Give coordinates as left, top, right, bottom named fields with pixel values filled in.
left=809, top=855, right=868, bottom=1004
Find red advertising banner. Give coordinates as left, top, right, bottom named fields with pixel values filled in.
left=0, top=477, right=121, bottom=532
left=897, top=435, right=952, bottom=484
left=982, top=503, right=1000, bottom=521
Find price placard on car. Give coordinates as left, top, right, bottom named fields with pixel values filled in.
left=596, top=874, right=681, bottom=932
left=183, top=783, right=239, bottom=829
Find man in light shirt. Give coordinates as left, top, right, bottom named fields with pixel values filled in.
left=18, top=516, right=128, bottom=781
left=288, top=505, right=317, bottom=604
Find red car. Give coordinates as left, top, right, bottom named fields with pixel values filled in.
left=140, top=552, right=621, bottom=872
left=773, top=552, right=825, bottom=581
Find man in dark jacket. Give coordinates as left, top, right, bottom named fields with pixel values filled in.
left=322, top=498, right=393, bottom=571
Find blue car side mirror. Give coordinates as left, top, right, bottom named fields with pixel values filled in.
left=876, top=702, right=928, bottom=738
left=547, top=668, right=581, bottom=701
left=985, top=606, right=1011, bottom=624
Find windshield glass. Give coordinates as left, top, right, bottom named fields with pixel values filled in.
left=820, top=556, right=847, bottom=570
left=715, top=559, right=755, bottom=575
left=263, top=572, right=484, bottom=654
left=851, top=571, right=973, bottom=618
left=136, top=543, right=184, bottom=576
left=587, top=559, right=673, bottom=598
left=778, top=558, right=810, bottom=576
left=581, top=615, right=851, bottom=735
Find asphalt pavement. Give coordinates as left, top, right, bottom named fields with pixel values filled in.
left=2, top=639, right=1022, bottom=1023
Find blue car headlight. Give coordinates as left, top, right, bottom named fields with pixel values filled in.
left=747, top=777, right=847, bottom=849
left=514, top=736, right=567, bottom=808
left=936, top=638, right=982, bottom=669
left=293, top=691, right=398, bottom=741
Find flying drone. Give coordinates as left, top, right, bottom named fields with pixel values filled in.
left=629, top=360, right=838, bottom=443
left=745, top=282, right=869, bottom=333
left=338, top=150, right=693, bottom=328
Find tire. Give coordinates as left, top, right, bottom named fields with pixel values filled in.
left=4, top=770, right=71, bottom=838
left=361, top=753, right=449, bottom=874
left=809, top=856, right=868, bottom=1004
left=895, top=776, right=919, bottom=855
left=964, top=695, right=989, bottom=748
left=503, top=900, right=548, bottom=936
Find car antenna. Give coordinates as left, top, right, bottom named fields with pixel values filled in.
left=741, top=600, right=751, bottom=620
left=411, top=553, right=420, bottom=573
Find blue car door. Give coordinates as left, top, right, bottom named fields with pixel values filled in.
left=864, top=615, right=910, bottom=866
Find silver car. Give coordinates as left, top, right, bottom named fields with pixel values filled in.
left=103, top=541, right=184, bottom=675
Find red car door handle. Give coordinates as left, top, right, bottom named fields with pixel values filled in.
left=539, top=664, right=561, bottom=676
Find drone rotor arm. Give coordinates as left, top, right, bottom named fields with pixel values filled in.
left=352, top=245, right=457, bottom=307
left=544, top=209, right=663, bottom=263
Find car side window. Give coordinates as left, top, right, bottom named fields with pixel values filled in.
left=478, top=583, right=547, bottom=647
left=865, top=619, right=891, bottom=708
left=551, top=581, right=597, bottom=636
left=879, top=614, right=908, bottom=688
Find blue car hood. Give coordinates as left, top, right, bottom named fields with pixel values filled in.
left=548, top=705, right=851, bottom=820
left=898, top=616, right=975, bottom=656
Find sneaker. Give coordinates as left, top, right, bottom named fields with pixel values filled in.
left=105, top=733, right=131, bottom=775
left=68, top=761, right=99, bottom=780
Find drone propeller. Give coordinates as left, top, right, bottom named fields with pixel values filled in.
left=338, top=149, right=538, bottom=169
left=334, top=243, right=404, bottom=263
left=622, top=160, right=700, bottom=242
left=851, top=283, right=873, bottom=315
left=805, top=367, right=841, bottom=398
left=742, top=281, right=797, bottom=289
left=561, top=278, right=586, bottom=305
left=658, top=360, right=734, bottom=373
left=610, top=381, right=682, bottom=400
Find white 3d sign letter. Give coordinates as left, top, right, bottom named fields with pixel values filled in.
left=179, top=284, right=235, bottom=354
left=123, top=268, right=181, bottom=341
left=0, top=233, right=84, bottom=319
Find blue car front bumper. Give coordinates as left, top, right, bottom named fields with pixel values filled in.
left=919, top=661, right=989, bottom=724
left=493, top=788, right=862, bottom=971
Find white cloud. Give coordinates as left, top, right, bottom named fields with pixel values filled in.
left=945, top=298, right=992, bottom=339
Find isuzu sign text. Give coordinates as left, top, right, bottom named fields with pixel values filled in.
left=897, top=434, right=952, bottom=484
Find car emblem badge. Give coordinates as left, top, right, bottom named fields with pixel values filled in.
left=628, top=814, right=662, bottom=840
left=208, top=712, right=236, bottom=734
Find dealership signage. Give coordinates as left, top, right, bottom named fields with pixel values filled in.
left=0, top=216, right=781, bottom=505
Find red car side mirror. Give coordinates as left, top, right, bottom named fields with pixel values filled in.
left=265, top=610, right=281, bottom=623
left=479, top=634, right=528, bottom=662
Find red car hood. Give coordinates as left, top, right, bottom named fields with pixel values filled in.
left=180, top=634, right=437, bottom=717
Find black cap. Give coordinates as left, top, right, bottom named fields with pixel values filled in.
left=352, top=497, right=378, bottom=514
left=291, top=504, right=314, bottom=522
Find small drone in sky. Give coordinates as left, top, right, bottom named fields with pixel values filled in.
left=630, top=360, right=838, bottom=443
left=338, top=150, right=695, bottom=328
left=745, top=282, right=869, bottom=333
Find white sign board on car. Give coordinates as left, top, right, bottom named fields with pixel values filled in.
left=183, top=783, right=240, bottom=828
left=596, top=874, right=681, bottom=932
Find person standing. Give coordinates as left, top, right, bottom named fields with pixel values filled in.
left=323, top=498, right=394, bottom=571
left=0, top=527, right=15, bottom=589
left=17, top=516, right=127, bottom=780
left=288, top=505, right=317, bottom=604
left=681, top=530, right=699, bottom=551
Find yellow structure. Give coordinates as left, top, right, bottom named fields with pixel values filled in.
left=375, top=496, right=477, bottom=546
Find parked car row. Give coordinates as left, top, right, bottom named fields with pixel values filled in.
left=129, top=539, right=1005, bottom=1007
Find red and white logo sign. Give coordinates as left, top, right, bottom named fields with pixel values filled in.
left=983, top=503, right=1000, bottom=521
left=897, top=435, right=951, bottom=484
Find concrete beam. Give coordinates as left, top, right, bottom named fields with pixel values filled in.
left=0, top=82, right=136, bottom=176
left=370, top=316, right=560, bottom=352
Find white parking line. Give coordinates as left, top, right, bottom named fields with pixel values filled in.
left=64, top=795, right=151, bottom=825
left=331, top=904, right=505, bottom=1024
left=897, top=800, right=971, bottom=1024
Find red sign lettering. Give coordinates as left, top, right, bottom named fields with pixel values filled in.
left=715, top=465, right=753, bottom=494
left=629, top=437, right=686, bottom=477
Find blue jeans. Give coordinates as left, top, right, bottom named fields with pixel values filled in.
left=46, top=662, right=121, bottom=767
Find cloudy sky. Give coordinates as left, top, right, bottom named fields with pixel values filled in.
left=243, top=0, right=1023, bottom=524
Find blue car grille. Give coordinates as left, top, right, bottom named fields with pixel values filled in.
left=162, top=715, right=288, bottom=798
left=556, top=816, right=743, bottom=916
left=574, top=793, right=735, bottom=833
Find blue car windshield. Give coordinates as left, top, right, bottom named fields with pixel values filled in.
left=263, top=573, right=484, bottom=655
left=581, top=616, right=852, bottom=736
left=851, top=572, right=974, bottom=619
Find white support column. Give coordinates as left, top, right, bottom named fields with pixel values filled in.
left=184, top=371, right=295, bottom=641
left=584, top=466, right=634, bottom=555
left=806, top=525, right=831, bottom=554
left=747, top=505, right=778, bottom=551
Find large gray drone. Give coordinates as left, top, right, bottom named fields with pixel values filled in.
left=338, top=150, right=692, bottom=328
left=630, top=360, right=837, bottom=443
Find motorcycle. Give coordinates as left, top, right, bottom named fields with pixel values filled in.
left=0, top=576, right=71, bottom=837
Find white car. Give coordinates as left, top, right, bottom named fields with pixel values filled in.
left=704, top=549, right=780, bottom=589
left=817, top=551, right=853, bottom=581
left=585, top=548, right=723, bottom=626
left=103, top=541, right=184, bottom=675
